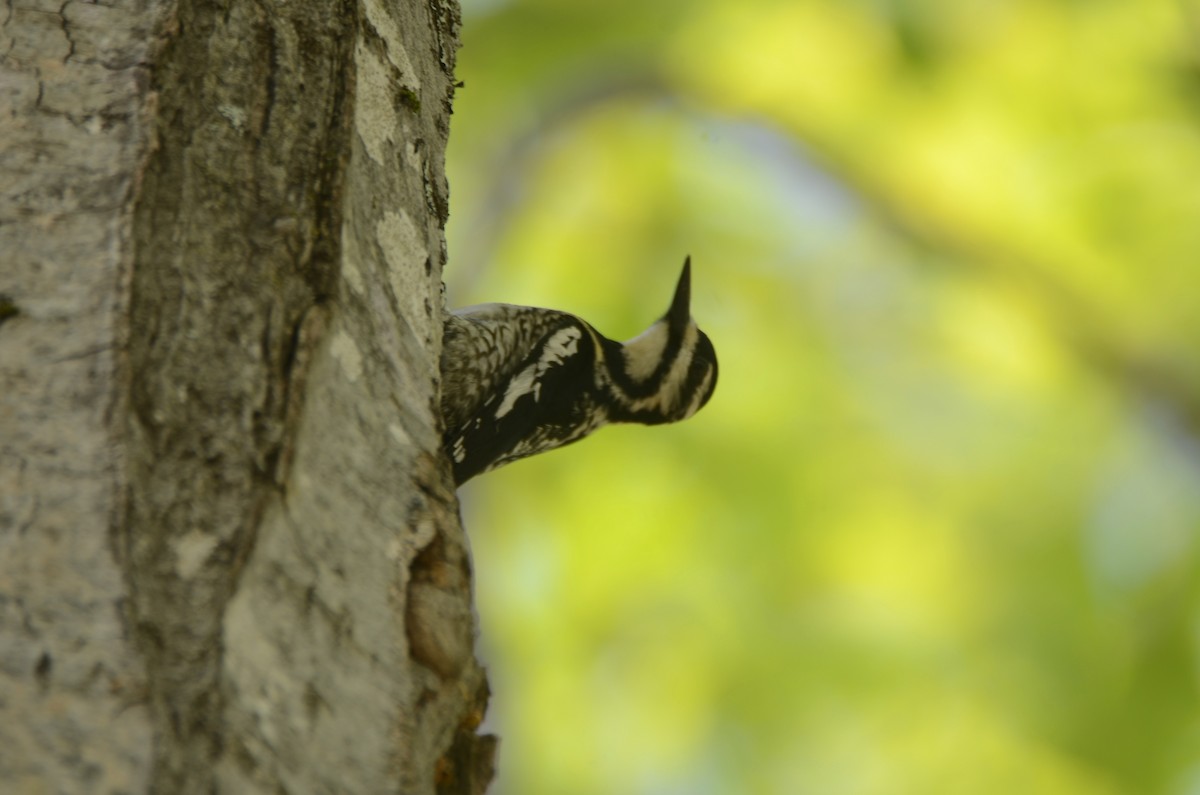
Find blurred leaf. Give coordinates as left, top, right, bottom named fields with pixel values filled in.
left=448, top=0, right=1200, bottom=793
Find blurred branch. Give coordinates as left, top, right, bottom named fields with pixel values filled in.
left=814, top=154, right=1200, bottom=440
left=447, top=73, right=672, bottom=301
left=1179, top=0, right=1200, bottom=57
left=456, top=76, right=1200, bottom=439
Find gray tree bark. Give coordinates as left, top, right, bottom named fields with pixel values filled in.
left=1, top=0, right=494, bottom=791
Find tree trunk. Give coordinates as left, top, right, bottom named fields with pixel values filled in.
left=1, top=0, right=494, bottom=791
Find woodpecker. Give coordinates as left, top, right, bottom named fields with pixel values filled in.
left=439, top=257, right=718, bottom=484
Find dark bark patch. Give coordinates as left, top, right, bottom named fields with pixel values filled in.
left=34, top=651, right=52, bottom=690
left=0, top=294, right=19, bottom=329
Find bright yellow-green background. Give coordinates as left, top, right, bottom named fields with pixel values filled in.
left=444, top=1, right=1200, bottom=793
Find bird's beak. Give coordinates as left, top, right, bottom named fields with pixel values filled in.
left=666, top=256, right=692, bottom=330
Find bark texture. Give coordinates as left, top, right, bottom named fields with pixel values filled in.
left=1, top=0, right=494, bottom=791
left=2, top=0, right=159, bottom=790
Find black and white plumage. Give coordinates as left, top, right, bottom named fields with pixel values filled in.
left=439, top=258, right=718, bottom=484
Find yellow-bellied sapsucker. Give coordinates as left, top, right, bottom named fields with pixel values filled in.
left=440, top=257, right=718, bottom=484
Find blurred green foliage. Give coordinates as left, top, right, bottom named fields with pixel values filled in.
left=444, top=0, right=1200, bottom=792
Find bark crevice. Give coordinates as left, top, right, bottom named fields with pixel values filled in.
left=120, top=0, right=361, bottom=787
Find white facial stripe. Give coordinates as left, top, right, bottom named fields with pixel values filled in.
left=620, top=324, right=700, bottom=414
left=494, top=326, right=581, bottom=418
left=621, top=321, right=670, bottom=381
left=683, top=368, right=714, bottom=418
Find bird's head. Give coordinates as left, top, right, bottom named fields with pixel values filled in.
left=610, top=257, right=718, bottom=424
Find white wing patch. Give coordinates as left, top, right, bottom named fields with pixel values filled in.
left=494, top=326, right=581, bottom=419
left=451, top=417, right=484, bottom=462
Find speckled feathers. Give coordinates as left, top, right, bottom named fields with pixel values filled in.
left=439, top=258, right=717, bottom=484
